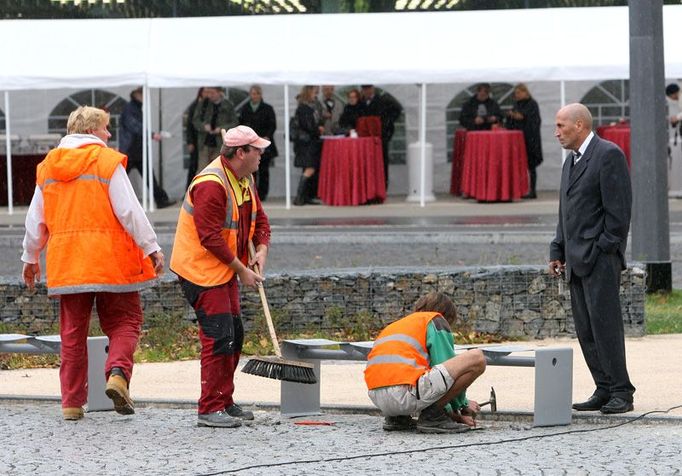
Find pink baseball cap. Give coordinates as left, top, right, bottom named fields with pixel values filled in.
left=221, top=125, right=271, bottom=149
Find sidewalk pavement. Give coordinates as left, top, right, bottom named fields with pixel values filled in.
left=4, top=192, right=682, bottom=226
left=2, top=335, right=681, bottom=419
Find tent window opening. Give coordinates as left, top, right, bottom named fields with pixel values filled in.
left=581, top=80, right=629, bottom=127
left=446, top=82, right=514, bottom=162
left=48, top=89, right=126, bottom=148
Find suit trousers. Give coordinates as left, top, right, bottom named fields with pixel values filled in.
left=569, top=251, right=635, bottom=401
left=59, top=292, right=143, bottom=408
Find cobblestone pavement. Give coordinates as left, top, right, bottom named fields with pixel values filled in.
left=1, top=402, right=681, bottom=476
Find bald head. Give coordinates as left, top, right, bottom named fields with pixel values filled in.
left=555, top=103, right=593, bottom=151
left=560, top=103, right=593, bottom=130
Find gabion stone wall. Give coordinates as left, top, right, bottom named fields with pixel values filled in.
left=1, top=265, right=646, bottom=338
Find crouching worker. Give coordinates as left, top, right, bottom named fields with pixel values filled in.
left=364, top=292, right=486, bottom=433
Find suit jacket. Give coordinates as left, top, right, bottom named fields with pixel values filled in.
left=239, top=101, right=278, bottom=161
left=550, top=135, right=631, bottom=280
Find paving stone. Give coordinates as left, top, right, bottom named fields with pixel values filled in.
left=0, top=402, right=680, bottom=475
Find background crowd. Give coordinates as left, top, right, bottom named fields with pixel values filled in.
left=115, top=82, right=544, bottom=207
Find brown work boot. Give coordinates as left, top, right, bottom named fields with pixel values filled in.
left=416, top=405, right=470, bottom=434
left=62, top=407, right=84, bottom=421
left=105, top=369, right=135, bottom=415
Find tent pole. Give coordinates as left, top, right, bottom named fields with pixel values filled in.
left=146, top=86, right=155, bottom=212
left=419, top=83, right=427, bottom=208
left=560, top=80, right=567, bottom=164
left=4, top=91, right=13, bottom=215
left=284, top=84, right=291, bottom=209
left=142, top=86, right=149, bottom=211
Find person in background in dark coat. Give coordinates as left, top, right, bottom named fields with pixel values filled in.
left=239, top=85, right=278, bottom=201
left=339, top=88, right=364, bottom=134
left=119, top=87, right=174, bottom=208
left=459, top=83, right=502, bottom=132
left=360, top=85, right=403, bottom=186
left=293, top=85, right=323, bottom=206
left=185, top=88, right=206, bottom=190
left=192, top=87, right=238, bottom=171
left=549, top=103, right=635, bottom=415
left=506, top=83, right=543, bottom=199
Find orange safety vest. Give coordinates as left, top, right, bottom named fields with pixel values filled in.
left=36, top=144, right=156, bottom=296
left=170, top=157, right=257, bottom=287
left=364, top=311, right=440, bottom=390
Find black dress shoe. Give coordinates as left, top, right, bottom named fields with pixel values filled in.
left=522, top=192, right=537, bottom=199
left=600, top=396, right=634, bottom=414
left=572, top=395, right=609, bottom=411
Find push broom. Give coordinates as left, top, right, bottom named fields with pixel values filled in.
left=241, top=242, right=317, bottom=384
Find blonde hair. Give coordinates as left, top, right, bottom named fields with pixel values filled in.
left=297, top=85, right=316, bottom=104
left=514, top=83, right=531, bottom=98
left=414, top=292, right=457, bottom=323
left=66, top=106, right=109, bottom=135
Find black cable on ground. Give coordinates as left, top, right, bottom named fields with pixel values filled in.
left=197, top=404, right=682, bottom=475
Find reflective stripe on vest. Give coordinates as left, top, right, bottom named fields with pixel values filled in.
left=364, top=312, right=440, bottom=390
left=169, top=157, right=258, bottom=287
left=41, top=174, right=111, bottom=190
left=369, top=333, right=430, bottom=363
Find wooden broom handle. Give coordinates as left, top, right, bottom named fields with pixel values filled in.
left=248, top=241, right=282, bottom=358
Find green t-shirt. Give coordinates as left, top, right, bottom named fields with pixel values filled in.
left=426, top=318, right=468, bottom=413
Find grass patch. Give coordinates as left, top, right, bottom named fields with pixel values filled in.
left=135, top=314, right=200, bottom=362
left=645, top=290, right=682, bottom=334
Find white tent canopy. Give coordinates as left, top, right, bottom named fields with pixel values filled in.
left=2, top=5, right=681, bottom=210
left=1, top=5, right=682, bottom=90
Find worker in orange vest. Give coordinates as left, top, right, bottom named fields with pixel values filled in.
left=170, top=125, right=271, bottom=428
left=365, top=292, right=486, bottom=433
left=21, top=106, right=164, bottom=421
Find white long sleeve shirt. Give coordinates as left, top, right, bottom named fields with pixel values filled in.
left=22, top=134, right=161, bottom=264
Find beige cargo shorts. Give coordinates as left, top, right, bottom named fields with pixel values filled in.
left=367, top=364, right=454, bottom=416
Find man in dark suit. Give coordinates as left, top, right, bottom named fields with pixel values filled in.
left=549, top=103, right=635, bottom=414
left=239, top=85, right=278, bottom=201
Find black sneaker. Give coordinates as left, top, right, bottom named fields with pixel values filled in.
left=383, top=415, right=417, bottom=431
left=225, top=403, right=254, bottom=420
left=197, top=411, right=242, bottom=428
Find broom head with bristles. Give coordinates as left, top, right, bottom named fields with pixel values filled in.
left=242, top=356, right=317, bottom=384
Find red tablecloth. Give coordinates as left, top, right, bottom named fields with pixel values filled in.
left=318, top=137, right=386, bottom=206
left=598, top=126, right=631, bottom=168
left=460, top=130, right=529, bottom=202
left=595, top=122, right=629, bottom=137
left=0, top=154, right=44, bottom=206
left=450, top=129, right=467, bottom=195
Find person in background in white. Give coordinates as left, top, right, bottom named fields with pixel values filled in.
left=21, top=105, right=164, bottom=421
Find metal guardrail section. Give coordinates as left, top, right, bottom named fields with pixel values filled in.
left=280, top=338, right=573, bottom=427
left=0, top=334, right=112, bottom=411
